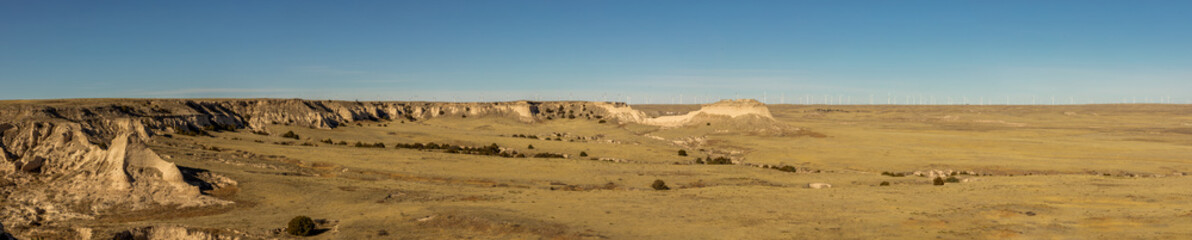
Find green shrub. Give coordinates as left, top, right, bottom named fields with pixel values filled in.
left=933, top=177, right=945, bottom=186
left=677, top=150, right=687, bottom=156
left=527, top=144, right=534, bottom=149
left=945, top=176, right=960, bottom=183
left=287, top=216, right=316, bottom=236
left=651, top=179, right=670, bottom=190
left=579, top=151, right=588, bottom=157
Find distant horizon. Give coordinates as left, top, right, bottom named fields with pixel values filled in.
left=2, top=95, right=1188, bottom=105
left=3, top=1, right=1190, bottom=101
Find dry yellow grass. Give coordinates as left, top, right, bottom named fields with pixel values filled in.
left=65, top=104, right=1192, bottom=239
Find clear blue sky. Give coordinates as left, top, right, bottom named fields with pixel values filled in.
left=2, top=1, right=1190, bottom=104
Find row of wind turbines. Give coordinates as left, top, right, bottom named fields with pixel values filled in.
left=329, top=93, right=1189, bottom=105
left=554, top=92, right=1189, bottom=105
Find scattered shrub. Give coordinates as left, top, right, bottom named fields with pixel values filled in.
left=694, top=158, right=704, bottom=164
left=252, top=130, right=270, bottom=136
left=320, top=138, right=333, bottom=144
left=933, top=177, right=945, bottom=186
left=533, top=153, right=565, bottom=158
left=281, top=131, right=300, bottom=140
left=881, top=171, right=906, bottom=177
left=651, top=179, right=670, bottom=190
left=945, top=176, right=960, bottom=183
left=777, top=166, right=797, bottom=172
left=705, top=156, right=732, bottom=165
left=677, top=150, right=688, bottom=156
left=527, top=144, right=534, bottom=149
left=598, top=120, right=607, bottom=123
left=286, top=216, right=316, bottom=236
left=579, top=151, right=588, bottom=157
left=880, top=181, right=890, bottom=186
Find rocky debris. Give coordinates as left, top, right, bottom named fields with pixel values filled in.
left=808, top=183, right=832, bottom=189
left=112, top=226, right=245, bottom=240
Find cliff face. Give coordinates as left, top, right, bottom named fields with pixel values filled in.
left=642, top=99, right=778, bottom=126
left=0, top=99, right=653, bottom=227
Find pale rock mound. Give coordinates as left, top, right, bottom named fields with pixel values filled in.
left=642, top=99, right=774, bottom=127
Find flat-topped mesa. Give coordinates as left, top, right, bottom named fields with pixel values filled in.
left=692, top=99, right=774, bottom=118
left=641, top=99, right=777, bottom=127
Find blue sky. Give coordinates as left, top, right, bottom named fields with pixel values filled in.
left=2, top=1, right=1190, bottom=104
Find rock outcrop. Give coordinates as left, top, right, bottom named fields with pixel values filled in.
left=642, top=99, right=775, bottom=127
left=0, top=98, right=790, bottom=230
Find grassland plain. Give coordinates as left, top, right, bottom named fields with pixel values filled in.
left=9, top=101, right=1192, bottom=239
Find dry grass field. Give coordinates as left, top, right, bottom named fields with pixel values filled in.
left=46, top=103, right=1192, bottom=239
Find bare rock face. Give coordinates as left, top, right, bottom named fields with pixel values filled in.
left=0, top=119, right=228, bottom=228
left=642, top=99, right=777, bottom=127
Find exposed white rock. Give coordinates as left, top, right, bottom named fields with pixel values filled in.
left=808, top=183, right=832, bottom=189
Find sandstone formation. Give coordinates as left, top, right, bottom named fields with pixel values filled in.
left=0, top=98, right=785, bottom=230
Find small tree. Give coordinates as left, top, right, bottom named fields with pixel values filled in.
left=527, top=144, right=534, bottom=149
left=579, top=151, right=588, bottom=157
left=651, top=179, right=670, bottom=190
left=287, top=216, right=316, bottom=236
left=677, top=150, right=688, bottom=157
left=932, top=177, right=945, bottom=186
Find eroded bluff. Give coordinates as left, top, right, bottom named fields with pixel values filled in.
left=0, top=99, right=640, bottom=228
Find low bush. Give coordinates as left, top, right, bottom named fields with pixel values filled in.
left=579, top=151, right=588, bottom=157
left=880, top=181, right=890, bottom=186
left=945, top=176, right=960, bottom=183
left=281, top=131, right=300, bottom=140
left=527, top=144, right=534, bottom=149
left=933, top=177, right=945, bottom=186
left=533, top=153, right=565, bottom=158
left=287, top=216, right=316, bottom=236
left=704, top=156, right=732, bottom=165
left=678, top=150, right=687, bottom=156
left=651, top=179, right=670, bottom=190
